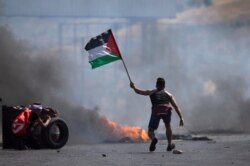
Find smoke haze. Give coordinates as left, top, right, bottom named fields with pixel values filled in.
left=1, top=0, right=250, bottom=144
left=0, top=26, right=149, bottom=143
left=166, top=0, right=250, bottom=133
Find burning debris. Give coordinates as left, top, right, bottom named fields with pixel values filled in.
left=99, top=116, right=149, bottom=143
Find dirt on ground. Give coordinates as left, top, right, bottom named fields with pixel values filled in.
left=1, top=134, right=250, bottom=166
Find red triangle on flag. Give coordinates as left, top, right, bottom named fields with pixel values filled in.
left=106, top=31, right=122, bottom=58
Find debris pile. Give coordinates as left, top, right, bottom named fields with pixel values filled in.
left=158, top=134, right=213, bottom=141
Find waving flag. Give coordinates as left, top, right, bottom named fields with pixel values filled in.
left=85, top=29, right=122, bottom=69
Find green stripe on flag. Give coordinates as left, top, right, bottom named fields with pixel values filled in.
left=89, top=54, right=121, bottom=69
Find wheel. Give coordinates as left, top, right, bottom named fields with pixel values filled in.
left=42, top=118, right=69, bottom=149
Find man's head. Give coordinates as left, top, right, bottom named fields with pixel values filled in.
left=156, top=77, right=165, bottom=90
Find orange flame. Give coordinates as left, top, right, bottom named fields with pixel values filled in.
left=102, top=116, right=149, bottom=141
left=120, top=125, right=149, bottom=141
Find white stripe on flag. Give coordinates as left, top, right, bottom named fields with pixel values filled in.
left=87, top=44, right=112, bottom=61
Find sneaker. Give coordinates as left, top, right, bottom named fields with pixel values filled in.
left=167, top=143, right=175, bottom=151
left=149, top=138, right=158, bottom=152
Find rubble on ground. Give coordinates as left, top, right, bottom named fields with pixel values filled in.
left=158, top=134, right=213, bottom=141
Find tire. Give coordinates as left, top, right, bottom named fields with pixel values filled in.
left=42, top=117, right=69, bottom=149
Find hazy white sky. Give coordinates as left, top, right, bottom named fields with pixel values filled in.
left=1, top=0, right=175, bottom=18
left=159, top=0, right=250, bottom=25
left=1, top=0, right=250, bottom=132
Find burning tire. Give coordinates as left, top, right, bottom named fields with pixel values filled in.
left=42, top=117, right=69, bottom=149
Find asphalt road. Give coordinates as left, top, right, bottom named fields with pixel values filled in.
left=1, top=135, right=250, bottom=166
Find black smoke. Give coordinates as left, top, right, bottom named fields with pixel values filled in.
left=0, top=26, right=138, bottom=144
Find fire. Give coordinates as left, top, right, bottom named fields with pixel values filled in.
left=119, top=125, right=149, bottom=141
left=101, top=116, right=149, bottom=142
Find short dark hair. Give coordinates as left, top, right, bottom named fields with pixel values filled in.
left=156, top=77, right=165, bottom=89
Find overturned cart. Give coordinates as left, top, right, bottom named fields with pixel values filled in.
left=2, top=104, right=69, bottom=149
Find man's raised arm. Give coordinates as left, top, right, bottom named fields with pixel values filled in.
left=130, top=82, right=155, bottom=96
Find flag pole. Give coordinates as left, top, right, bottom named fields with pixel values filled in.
left=121, top=57, right=132, bottom=83
left=110, top=30, right=132, bottom=83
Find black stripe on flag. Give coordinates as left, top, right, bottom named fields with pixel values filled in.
left=84, top=29, right=111, bottom=51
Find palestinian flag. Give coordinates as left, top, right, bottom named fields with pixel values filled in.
left=85, top=29, right=122, bottom=69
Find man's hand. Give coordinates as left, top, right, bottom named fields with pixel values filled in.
left=179, top=119, right=184, bottom=127
left=130, top=82, right=135, bottom=89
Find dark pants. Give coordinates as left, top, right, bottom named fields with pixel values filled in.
left=148, top=106, right=172, bottom=139
left=148, top=111, right=172, bottom=130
